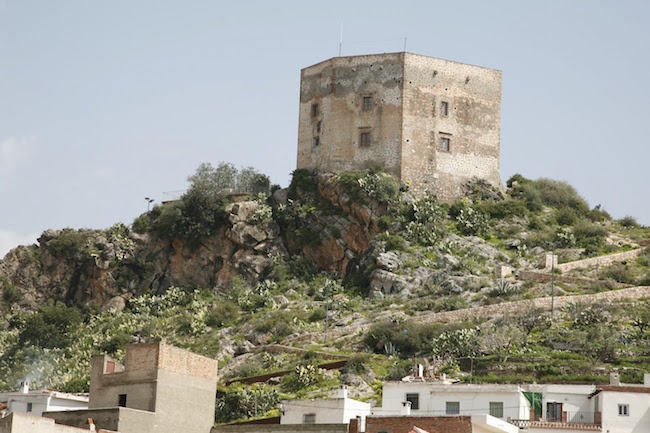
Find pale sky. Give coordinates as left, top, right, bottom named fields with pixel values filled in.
left=1, top=1, right=649, bottom=258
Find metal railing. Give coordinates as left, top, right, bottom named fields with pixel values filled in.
left=508, top=411, right=601, bottom=428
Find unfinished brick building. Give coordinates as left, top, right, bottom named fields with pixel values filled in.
left=296, top=52, right=503, bottom=201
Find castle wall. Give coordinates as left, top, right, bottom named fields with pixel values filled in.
left=400, top=53, right=502, bottom=200
left=297, top=52, right=503, bottom=201
left=297, top=53, right=404, bottom=179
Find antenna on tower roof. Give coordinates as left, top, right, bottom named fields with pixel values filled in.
left=339, top=24, right=343, bottom=56
left=404, top=37, right=408, bottom=52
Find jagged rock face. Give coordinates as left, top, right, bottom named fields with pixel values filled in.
left=283, top=173, right=386, bottom=277
left=0, top=200, right=285, bottom=310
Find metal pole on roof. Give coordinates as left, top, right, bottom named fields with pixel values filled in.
left=339, top=24, right=343, bottom=57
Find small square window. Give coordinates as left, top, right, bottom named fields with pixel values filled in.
left=313, top=137, right=320, bottom=146
left=439, top=137, right=451, bottom=152
left=26, top=403, right=32, bottom=412
left=363, top=96, right=372, bottom=111
left=360, top=131, right=371, bottom=146
left=446, top=401, right=460, bottom=415
left=441, top=101, right=449, bottom=116
left=619, top=404, right=629, bottom=416
left=303, top=413, right=316, bottom=424
left=489, top=402, right=504, bottom=418
left=311, top=103, right=319, bottom=118
left=119, top=394, right=127, bottom=407
left=406, top=393, right=419, bottom=410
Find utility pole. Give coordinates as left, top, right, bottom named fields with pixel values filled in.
left=551, top=244, right=555, bottom=315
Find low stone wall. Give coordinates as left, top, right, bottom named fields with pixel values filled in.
left=554, top=249, right=643, bottom=273
left=414, top=286, right=650, bottom=324
left=517, top=270, right=628, bottom=289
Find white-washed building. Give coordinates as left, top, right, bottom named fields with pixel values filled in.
left=0, top=382, right=88, bottom=418
left=280, top=386, right=371, bottom=431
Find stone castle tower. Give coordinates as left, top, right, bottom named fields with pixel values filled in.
left=296, top=52, right=503, bottom=201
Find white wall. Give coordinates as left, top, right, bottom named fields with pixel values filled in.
left=7, top=394, right=87, bottom=417
left=280, top=398, right=370, bottom=430
left=380, top=382, right=529, bottom=421
left=601, top=391, right=650, bottom=433
left=538, top=384, right=595, bottom=422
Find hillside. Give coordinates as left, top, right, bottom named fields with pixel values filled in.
left=1, top=164, right=650, bottom=424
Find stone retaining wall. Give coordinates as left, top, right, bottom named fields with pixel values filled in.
left=414, top=286, right=650, bottom=324
left=517, top=270, right=628, bottom=289
left=554, top=249, right=643, bottom=273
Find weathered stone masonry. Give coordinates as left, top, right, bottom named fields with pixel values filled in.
left=297, top=52, right=503, bottom=201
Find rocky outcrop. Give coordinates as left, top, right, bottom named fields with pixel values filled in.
left=0, top=200, right=285, bottom=310
left=282, top=173, right=388, bottom=277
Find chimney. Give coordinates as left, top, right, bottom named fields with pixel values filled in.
left=417, top=364, right=424, bottom=378
left=19, top=381, right=29, bottom=394
left=401, top=401, right=412, bottom=416
left=610, top=372, right=620, bottom=386
left=337, top=385, right=348, bottom=399
left=87, top=418, right=96, bottom=432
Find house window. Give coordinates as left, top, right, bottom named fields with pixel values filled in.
left=406, top=393, right=419, bottom=410
left=439, top=136, right=451, bottom=152
left=441, top=101, right=449, bottom=116
left=363, top=96, right=372, bottom=111
left=446, top=401, right=460, bottom=415
left=311, top=103, right=319, bottom=118
left=303, top=413, right=316, bottom=424
left=360, top=131, right=371, bottom=146
left=118, top=394, right=127, bottom=407
left=489, top=402, right=504, bottom=418
left=26, top=403, right=32, bottom=412
left=106, top=360, right=115, bottom=373
left=618, top=404, right=629, bottom=416
left=313, top=137, right=320, bottom=146
left=547, top=402, right=562, bottom=422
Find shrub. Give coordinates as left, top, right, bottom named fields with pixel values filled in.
left=18, top=302, right=82, bottom=349
left=215, top=384, right=279, bottom=423
left=401, top=196, right=447, bottom=246
left=281, top=364, right=326, bottom=391
left=363, top=319, right=444, bottom=357
left=456, top=206, right=489, bottom=237
left=618, top=216, right=639, bottom=228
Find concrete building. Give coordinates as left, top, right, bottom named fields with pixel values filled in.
left=0, top=382, right=88, bottom=418
left=44, top=340, right=218, bottom=433
left=280, top=386, right=371, bottom=430
left=296, top=52, right=503, bottom=201
left=376, top=381, right=530, bottom=422
left=377, top=374, right=650, bottom=432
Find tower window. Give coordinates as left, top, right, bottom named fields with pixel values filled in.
left=311, top=103, right=319, bottom=118
left=360, top=131, right=371, bottom=146
left=439, top=136, right=451, bottom=152
left=441, top=101, right=449, bottom=116
left=119, top=394, right=127, bottom=407
left=313, top=137, right=320, bottom=146
left=363, top=96, right=372, bottom=111
left=317, top=121, right=322, bottom=133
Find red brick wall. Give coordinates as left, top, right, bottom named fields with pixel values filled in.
left=365, top=416, right=471, bottom=433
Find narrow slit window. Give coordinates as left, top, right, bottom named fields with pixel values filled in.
left=441, top=101, right=449, bottom=116
left=311, top=103, right=319, bottom=118
left=313, top=137, right=320, bottom=146
left=439, top=136, right=451, bottom=152
left=317, top=121, right=322, bottom=133
left=363, top=96, right=372, bottom=111
left=360, top=131, right=371, bottom=146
